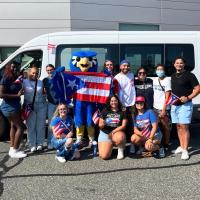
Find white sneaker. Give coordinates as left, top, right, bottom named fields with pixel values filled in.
left=181, top=150, right=189, bottom=160
left=174, top=146, right=183, bottom=154
left=117, top=147, right=124, bottom=160
left=10, top=150, right=27, bottom=158
left=55, top=156, right=66, bottom=163
left=130, top=144, right=135, bottom=154
left=37, top=145, right=43, bottom=151
left=30, top=147, right=36, bottom=152
left=8, top=147, right=14, bottom=156
left=136, top=146, right=144, bottom=155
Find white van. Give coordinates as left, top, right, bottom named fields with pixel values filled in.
left=0, top=31, right=200, bottom=124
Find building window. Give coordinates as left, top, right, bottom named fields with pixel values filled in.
left=119, top=23, right=159, bottom=31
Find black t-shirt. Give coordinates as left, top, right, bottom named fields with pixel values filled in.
left=43, top=77, right=58, bottom=105
left=0, top=76, right=22, bottom=105
left=134, top=78, right=154, bottom=109
left=100, top=109, right=127, bottom=134
left=171, top=71, right=199, bottom=97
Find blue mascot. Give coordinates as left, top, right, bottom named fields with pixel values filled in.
left=70, top=51, right=98, bottom=147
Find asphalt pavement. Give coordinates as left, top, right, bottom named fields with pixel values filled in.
left=0, top=125, right=200, bottom=200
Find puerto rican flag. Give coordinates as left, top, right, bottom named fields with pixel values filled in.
left=53, top=121, right=67, bottom=138
left=165, top=93, right=180, bottom=105
left=14, top=75, right=23, bottom=84
left=92, top=109, right=101, bottom=125
left=67, top=71, right=112, bottom=104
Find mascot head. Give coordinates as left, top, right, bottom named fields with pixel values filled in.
left=70, top=51, right=98, bottom=72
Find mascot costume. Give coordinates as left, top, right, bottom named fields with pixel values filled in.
left=69, top=51, right=98, bottom=145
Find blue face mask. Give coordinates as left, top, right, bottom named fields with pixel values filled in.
left=156, top=70, right=165, bottom=78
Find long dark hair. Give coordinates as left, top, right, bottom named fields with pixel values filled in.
left=133, top=96, right=147, bottom=117
left=105, top=94, right=122, bottom=112
left=4, top=61, right=20, bottom=81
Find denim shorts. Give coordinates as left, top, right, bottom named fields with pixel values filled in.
left=98, top=130, right=112, bottom=143
left=171, top=101, right=193, bottom=124
left=0, top=102, right=21, bottom=117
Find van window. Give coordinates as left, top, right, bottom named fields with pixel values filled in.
left=120, top=44, right=194, bottom=76
left=165, top=44, right=194, bottom=75
left=10, top=50, right=43, bottom=77
left=120, top=44, right=163, bottom=76
left=56, top=44, right=119, bottom=72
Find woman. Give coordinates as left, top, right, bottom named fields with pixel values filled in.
left=23, top=64, right=47, bottom=152
left=153, top=64, right=171, bottom=149
left=51, top=103, right=80, bottom=163
left=130, top=96, right=164, bottom=158
left=43, top=64, right=57, bottom=149
left=171, top=57, right=200, bottom=160
left=0, top=61, right=27, bottom=158
left=98, top=95, right=127, bottom=160
left=134, top=67, right=154, bottom=109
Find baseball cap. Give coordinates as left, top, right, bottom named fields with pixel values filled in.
left=135, top=96, right=145, bottom=103
left=120, top=60, right=130, bottom=65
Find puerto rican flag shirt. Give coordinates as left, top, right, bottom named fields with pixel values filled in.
left=100, top=109, right=127, bottom=134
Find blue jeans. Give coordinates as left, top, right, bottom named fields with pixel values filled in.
left=26, top=102, right=47, bottom=147
left=51, top=137, right=78, bottom=159
left=47, top=103, right=57, bottom=145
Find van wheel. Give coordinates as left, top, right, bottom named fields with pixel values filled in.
left=0, top=111, right=10, bottom=141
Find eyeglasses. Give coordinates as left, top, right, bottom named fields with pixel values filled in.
left=59, top=108, right=67, bottom=111
left=106, top=64, right=113, bottom=66
left=138, top=72, right=146, bottom=75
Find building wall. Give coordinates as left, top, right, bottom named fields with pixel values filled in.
left=1, top=0, right=200, bottom=50
left=70, top=0, right=200, bottom=31
left=0, top=0, right=71, bottom=46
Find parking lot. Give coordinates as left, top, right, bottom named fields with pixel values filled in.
left=0, top=124, right=200, bottom=200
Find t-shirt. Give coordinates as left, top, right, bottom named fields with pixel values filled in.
left=171, top=71, right=199, bottom=97
left=133, top=109, right=157, bottom=138
left=153, top=77, right=171, bottom=110
left=100, top=109, right=127, bottom=134
left=114, top=72, right=136, bottom=107
left=43, top=77, right=58, bottom=105
left=135, top=78, right=154, bottom=109
left=0, top=76, right=22, bottom=107
left=51, top=116, right=73, bottom=138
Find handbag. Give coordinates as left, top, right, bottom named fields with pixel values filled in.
left=21, top=79, right=38, bottom=120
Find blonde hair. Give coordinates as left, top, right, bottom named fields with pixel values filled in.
left=53, top=103, right=68, bottom=118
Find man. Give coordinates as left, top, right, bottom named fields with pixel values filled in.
left=171, top=57, right=200, bottom=160
left=114, top=60, right=136, bottom=150
left=114, top=60, right=136, bottom=108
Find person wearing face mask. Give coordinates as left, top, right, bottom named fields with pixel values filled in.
left=23, top=63, right=47, bottom=152
left=153, top=64, right=171, bottom=151
left=43, top=64, right=58, bottom=150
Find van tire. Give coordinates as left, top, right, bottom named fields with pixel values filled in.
left=0, top=111, right=10, bottom=141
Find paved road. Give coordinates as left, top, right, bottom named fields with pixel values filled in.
left=0, top=125, right=200, bottom=200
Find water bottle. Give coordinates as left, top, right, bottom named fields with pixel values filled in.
left=92, top=141, right=98, bottom=157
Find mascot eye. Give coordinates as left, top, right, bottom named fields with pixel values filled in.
left=88, top=57, right=93, bottom=61
left=76, top=57, right=80, bottom=62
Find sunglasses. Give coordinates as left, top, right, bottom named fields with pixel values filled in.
left=138, top=72, right=146, bottom=75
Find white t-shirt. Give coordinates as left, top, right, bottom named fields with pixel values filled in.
left=153, top=77, right=171, bottom=110
left=114, top=72, right=136, bottom=107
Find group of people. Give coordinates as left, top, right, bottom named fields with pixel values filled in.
left=0, top=57, right=199, bottom=163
